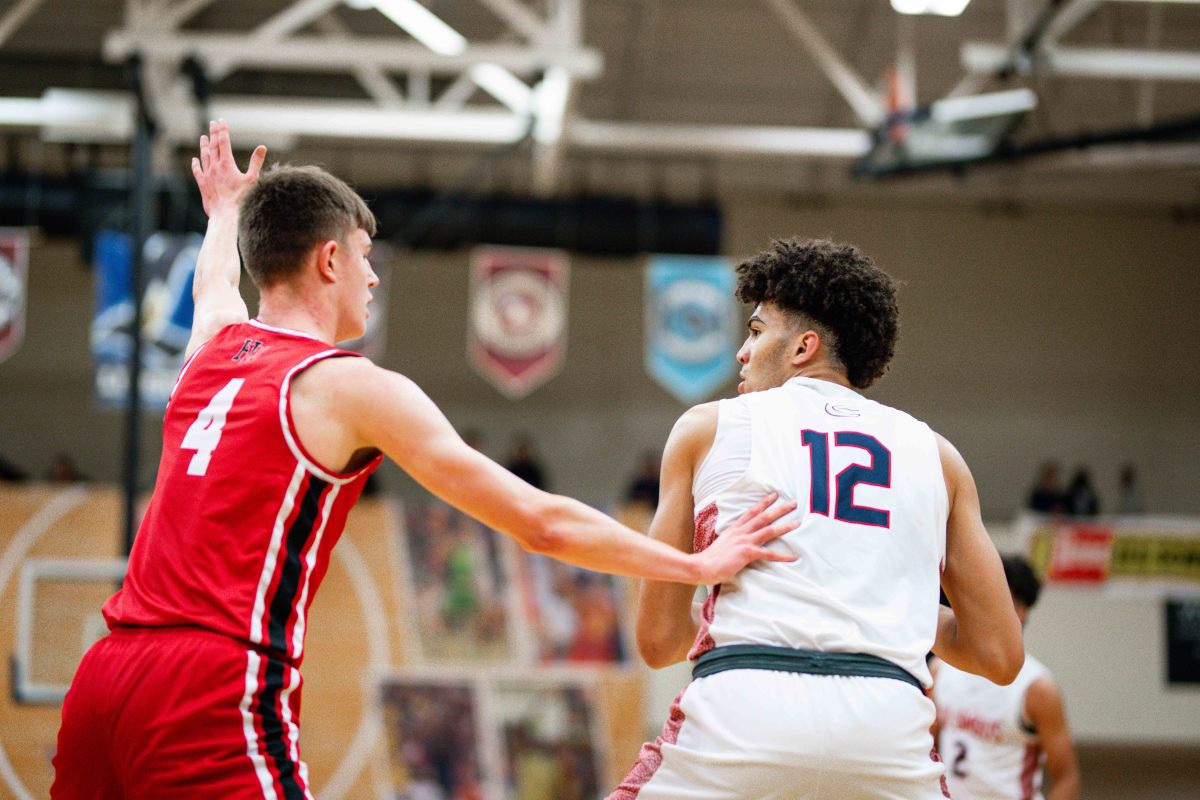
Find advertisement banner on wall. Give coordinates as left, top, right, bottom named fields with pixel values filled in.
left=0, top=228, right=30, bottom=364
left=468, top=246, right=569, bottom=400
left=645, top=255, right=738, bottom=404
left=92, top=229, right=201, bottom=409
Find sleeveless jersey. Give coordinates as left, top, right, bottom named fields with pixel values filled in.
left=688, top=376, right=948, bottom=686
left=934, top=655, right=1051, bottom=800
left=103, top=319, right=382, bottom=666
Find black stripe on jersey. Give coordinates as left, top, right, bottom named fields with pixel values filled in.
left=256, top=655, right=306, bottom=800
left=267, top=475, right=329, bottom=653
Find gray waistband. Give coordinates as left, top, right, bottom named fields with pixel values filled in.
left=692, top=644, right=923, bottom=691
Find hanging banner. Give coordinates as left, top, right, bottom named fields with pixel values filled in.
left=0, top=228, right=30, bottom=364
left=468, top=246, right=569, bottom=399
left=645, top=255, right=738, bottom=404
left=340, top=241, right=393, bottom=360
left=92, top=229, right=201, bottom=409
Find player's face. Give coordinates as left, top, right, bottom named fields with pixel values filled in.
left=736, top=303, right=799, bottom=394
left=334, top=228, right=379, bottom=342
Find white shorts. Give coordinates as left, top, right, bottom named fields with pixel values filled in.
left=609, top=669, right=948, bottom=800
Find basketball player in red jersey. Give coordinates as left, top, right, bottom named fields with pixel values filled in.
left=50, top=122, right=796, bottom=799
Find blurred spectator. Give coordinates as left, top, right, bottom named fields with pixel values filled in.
left=0, top=453, right=28, bottom=482
left=505, top=433, right=547, bottom=490
left=47, top=452, right=85, bottom=483
left=1116, top=462, right=1145, bottom=515
left=624, top=452, right=661, bottom=507
left=1066, top=467, right=1100, bottom=516
left=1027, top=461, right=1066, bottom=514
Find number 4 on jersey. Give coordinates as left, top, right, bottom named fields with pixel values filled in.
left=181, top=378, right=245, bottom=476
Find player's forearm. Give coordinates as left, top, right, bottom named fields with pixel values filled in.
left=534, top=496, right=704, bottom=584
left=193, top=209, right=241, bottom=299
left=932, top=606, right=1023, bottom=684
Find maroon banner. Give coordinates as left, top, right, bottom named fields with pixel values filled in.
left=468, top=246, right=569, bottom=399
left=0, top=228, right=29, bottom=364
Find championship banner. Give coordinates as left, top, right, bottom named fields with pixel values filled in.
left=1016, top=513, right=1200, bottom=587
left=468, top=246, right=569, bottom=399
left=339, top=242, right=393, bottom=360
left=645, top=255, right=738, bottom=404
left=0, top=228, right=30, bottom=364
left=92, top=229, right=202, bottom=409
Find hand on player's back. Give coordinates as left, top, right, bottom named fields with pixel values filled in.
left=692, top=494, right=798, bottom=584
left=191, top=119, right=267, bottom=216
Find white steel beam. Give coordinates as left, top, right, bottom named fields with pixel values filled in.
left=161, top=0, right=218, bottom=29
left=315, top=14, right=404, bottom=106
left=963, top=41, right=1200, bottom=81
left=254, top=0, right=343, bottom=41
left=476, top=0, right=548, bottom=42
left=761, top=0, right=883, bottom=126
left=0, top=0, right=47, bottom=48
left=569, top=120, right=871, bottom=159
left=103, top=33, right=603, bottom=78
left=1043, top=0, right=1099, bottom=46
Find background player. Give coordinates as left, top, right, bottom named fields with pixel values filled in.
left=50, top=123, right=796, bottom=799
left=610, top=238, right=1025, bottom=800
left=933, top=555, right=1081, bottom=800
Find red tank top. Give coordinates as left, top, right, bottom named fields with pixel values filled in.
left=103, top=319, right=382, bottom=666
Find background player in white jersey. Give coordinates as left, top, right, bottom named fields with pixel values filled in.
left=609, top=238, right=1025, bottom=800
left=933, top=556, right=1081, bottom=800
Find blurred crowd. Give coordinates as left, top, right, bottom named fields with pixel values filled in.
left=1026, top=460, right=1145, bottom=517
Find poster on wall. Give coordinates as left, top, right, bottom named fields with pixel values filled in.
left=92, top=229, right=201, bottom=409
left=394, top=500, right=522, bottom=663
left=645, top=255, right=737, bottom=404
left=0, top=228, right=30, bottom=364
left=468, top=246, right=569, bottom=400
left=514, top=552, right=629, bottom=666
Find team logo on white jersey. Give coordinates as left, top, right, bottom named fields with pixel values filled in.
left=824, top=401, right=861, bottom=417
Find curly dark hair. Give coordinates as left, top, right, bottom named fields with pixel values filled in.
left=1002, top=554, right=1042, bottom=609
left=734, top=238, right=899, bottom=389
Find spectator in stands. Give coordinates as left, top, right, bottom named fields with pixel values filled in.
left=0, top=453, right=28, bottom=482
left=1065, top=467, right=1100, bottom=517
left=1027, top=460, right=1066, bottom=514
left=505, top=433, right=548, bottom=490
left=46, top=452, right=85, bottom=483
left=1116, top=463, right=1145, bottom=515
left=623, top=452, right=661, bottom=508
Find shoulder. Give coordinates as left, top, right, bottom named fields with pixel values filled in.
left=669, top=401, right=720, bottom=451
left=1024, top=671, right=1067, bottom=725
left=293, top=356, right=419, bottom=408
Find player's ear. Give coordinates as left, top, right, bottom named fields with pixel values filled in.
left=315, top=239, right=338, bottom=282
left=792, top=330, right=819, bottom=365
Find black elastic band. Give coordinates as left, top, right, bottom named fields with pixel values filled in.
left=692, top=644, right=923, bottom=691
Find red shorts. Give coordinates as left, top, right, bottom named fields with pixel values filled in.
left=52, top=626, right=311, bottom=800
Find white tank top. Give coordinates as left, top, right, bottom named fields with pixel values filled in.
left=689, top=376, right=948, bottom=686
left=934, top=655, right=1051, bottom=800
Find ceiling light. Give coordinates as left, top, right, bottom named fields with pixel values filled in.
left=891, top=0, right=973, bottom=17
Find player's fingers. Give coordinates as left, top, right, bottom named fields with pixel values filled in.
left=190, top=157, right=203, bottom=185
left=754, top=518, right=799, bottom=544
left=198, top=135, right=210, bottom=171
left=746, top=499, right=797, bottom=530
left=215, top=119, right=230, bottom=161
left=732, top=492, right=778, bottom=526
left=246, top=144, right=267, bottom=179
left=755, top=547, right=797, bottom=563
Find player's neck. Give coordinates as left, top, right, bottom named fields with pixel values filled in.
left=790, top=364, right=854, bottom=390
left=256, top=288, right=338, bottom=345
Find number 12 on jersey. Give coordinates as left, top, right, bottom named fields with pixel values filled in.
left=801, top=430, right=891, bottom=528
left=181, top=378, right=245, bottom=476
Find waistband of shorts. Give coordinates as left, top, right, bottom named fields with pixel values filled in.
left=106, top=624, right=297, bottom=664
left=691, top=644, right=923, bottom=691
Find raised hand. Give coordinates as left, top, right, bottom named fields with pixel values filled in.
left=190, top=119, right=267, bottom=217
left=693, top=493, right=798, bottom=585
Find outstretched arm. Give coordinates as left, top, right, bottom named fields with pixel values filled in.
left=323, top=359, right=797, bottom=584
left=934, top=433, right=1024, bottom=684
left=635, top=403, right=721, bottom=667
left=184, top=120, right=267, bottom=358
left=1026, top=677, right=1081, bottom=800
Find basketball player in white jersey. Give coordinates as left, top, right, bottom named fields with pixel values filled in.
left=609, top=238, right=1025, bottom=800
left=933, top=556, right=1081, bottom=800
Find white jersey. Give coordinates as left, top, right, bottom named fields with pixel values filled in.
left=690, top=376, right=947, bottom=686
left=934, top=655, right=1051, bottom=800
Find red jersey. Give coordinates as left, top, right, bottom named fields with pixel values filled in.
left=104, top=319, right=381, bottom=666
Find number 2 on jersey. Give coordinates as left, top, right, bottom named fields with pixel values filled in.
left=181, top=378, right=245, bottom=476
left=801, top=430, right=891, bottom=527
